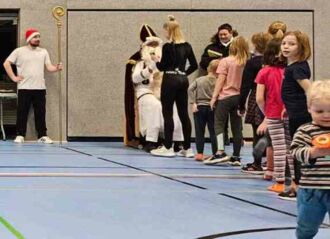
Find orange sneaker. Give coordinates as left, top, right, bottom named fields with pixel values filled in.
left=267, top=183, right=285, bottom=193
left=195, top=153, right=204, bottom=161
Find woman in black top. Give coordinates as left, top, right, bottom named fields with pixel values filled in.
left=199, top=23, right=237, bottom=71
left=150, top=15, right=198, bottom=157
left=200, top=23, right=237, bottom=146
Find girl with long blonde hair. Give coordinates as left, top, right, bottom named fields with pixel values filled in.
left=150, top=15, right=198, bottom=158
left=204, top=36, right=249, bottom=165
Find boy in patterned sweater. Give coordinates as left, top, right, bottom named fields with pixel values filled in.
left=290, top=80, right=330, bottom=239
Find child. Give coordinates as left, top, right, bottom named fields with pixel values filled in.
left=239, top=32, right=272, bottom=173
left=255, top=39, right=294, bottom=193
left=205, top=36, right=249, bottom=166
left=188, top=60, right=219, bottom=161
left=291, top=80, right=330, bottom=239
left=280, top=30, right=313, bottom=200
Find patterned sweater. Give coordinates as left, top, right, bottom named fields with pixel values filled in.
left=291, top=122, right=330, bottom=189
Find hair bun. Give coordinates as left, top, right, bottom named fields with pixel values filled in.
left=168, top=15, right=176, bottom=21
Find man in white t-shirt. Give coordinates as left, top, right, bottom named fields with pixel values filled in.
left=3, top=28, right=63, bottom=143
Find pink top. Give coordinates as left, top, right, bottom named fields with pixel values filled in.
left=255, top=66, right=285, bottom=119
left=216, top=56, right=245, bottom=100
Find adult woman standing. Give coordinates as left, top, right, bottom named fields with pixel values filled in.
left=200, top=23, right=237, bottom=145
left=150, top=15, right=198, bottom=157
left=199, top=23, right=237, bottom=71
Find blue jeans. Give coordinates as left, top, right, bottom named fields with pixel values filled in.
left=296, top=188, right=330, bottom=239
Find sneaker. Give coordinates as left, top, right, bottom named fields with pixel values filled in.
left=228, top=156, right=241, bottom=166
left=150, top=146, right=175, bottom=157
left=14, top=135, right=24, bottom=143
left=195, top=153, right=204, bottom=161
left=37, top=136, right=53, bottom=144
left=176, top=148, right=194, bottom=158
left=267, top=183, right=285, bottom=193
left=143, top=142, right=158, bottom=153
left=278, top=189, right=297, bottom=201
left=203, top=152, right=230, bottom=165
left=241, top=163, right=263, bottom=174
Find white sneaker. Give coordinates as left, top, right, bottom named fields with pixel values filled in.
left=14, top=136, right=24, bottom=143
left=38, top=136, right=53, bottom=144
left=176, top=148, right=194, bottom=158
left=150, top=146, right=175, bottom=157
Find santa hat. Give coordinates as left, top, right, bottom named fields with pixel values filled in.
left=140, top=24, right=162, bottom=47
left=25, top=28, right=40, bottom=43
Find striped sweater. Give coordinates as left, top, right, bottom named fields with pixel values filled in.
left=291, top=123, right=330, bottom=189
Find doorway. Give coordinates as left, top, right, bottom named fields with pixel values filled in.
left=0, top=11, right=18, bottom=139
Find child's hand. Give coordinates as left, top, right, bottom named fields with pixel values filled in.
left=310, top=147, right=330, bottom=158
left=13, top=75, right=24, bottom=82
left=257, top=119, right=267, bottom=135
left=192, top=103, right=198, bottom=113
left=210, top=97, right=217, bottom=110
left=237, top=108, right=245, bottom=117
left=281, top=108, right=287, bottom=119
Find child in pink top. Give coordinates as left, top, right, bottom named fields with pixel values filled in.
left=255, top=39, right=294, bottom=193
left=204, top=36, right=249, bottom=166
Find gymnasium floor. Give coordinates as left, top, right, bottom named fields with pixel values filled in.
left=0, top=141, right=329, bottom=239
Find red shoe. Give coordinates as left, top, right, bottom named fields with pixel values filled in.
left=195, top=153, right=204, bottom=161
left=267, top=183, right=285, bottom=193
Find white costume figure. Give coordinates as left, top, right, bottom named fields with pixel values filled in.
left=132, top=24, right=183, bottom=151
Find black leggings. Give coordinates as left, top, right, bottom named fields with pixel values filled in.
left=161, top=73, right=192, bottom=150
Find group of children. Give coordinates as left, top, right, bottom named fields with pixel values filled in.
left=188, top=22, right=329, bottom=239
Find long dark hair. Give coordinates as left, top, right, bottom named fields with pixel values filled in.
left=263, top=39, right=286, bottom=66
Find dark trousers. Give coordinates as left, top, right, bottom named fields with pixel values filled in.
left=251, top=123, right=263, bottom=166
left=193, top=105, right=217, bottom=155
left=288, top=114, right=312, bottom=184
left=16, top=90, right=47, bottom=138
left=214, top=95, right=242, bottom=157
left=161, top=73, right=191, bottom=150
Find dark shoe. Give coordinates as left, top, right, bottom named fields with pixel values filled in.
left=228, top=156, right=241, bottom=166
left=143, top=142, right=158, bottom=153
left=241, top=163, right=263, bottom=174
left=203, top=152, right=230, bottom=165
left=278, top=189, right=297, bottom=201
left=253, top=134, right=271, bottom=159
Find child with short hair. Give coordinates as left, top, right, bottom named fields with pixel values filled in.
left=188, top=59, right=219, bottom=161
left=291, top=80, right=330, bottom=239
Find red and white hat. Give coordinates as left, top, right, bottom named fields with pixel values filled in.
left=25, top=28, right=40, bottom=43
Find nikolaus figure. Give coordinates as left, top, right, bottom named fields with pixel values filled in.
left=125, top=24, right=183, bottom=152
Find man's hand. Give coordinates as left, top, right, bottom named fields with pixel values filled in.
left=56, top=63, right=63, bottom=71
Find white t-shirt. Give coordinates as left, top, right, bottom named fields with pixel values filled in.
left=7, top=46, right=52, bottom=90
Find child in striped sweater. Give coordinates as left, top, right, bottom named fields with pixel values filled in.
left=291, top=80, right=330, bottom=239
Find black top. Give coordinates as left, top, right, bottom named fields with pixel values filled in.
left=199, top=42, right=230, bottom=70
left=238, top=55, right=263, bottom=111
left=156, top=42, right=197, bottom=76
left=281, top=61, right=311, bottom=117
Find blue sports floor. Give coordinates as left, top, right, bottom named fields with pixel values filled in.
left=0, top=141, right=329, bottom=239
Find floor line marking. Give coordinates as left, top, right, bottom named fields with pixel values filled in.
left=0, top=216, right=25, bottom=239
left=62, top=146, right=330, bottom=226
